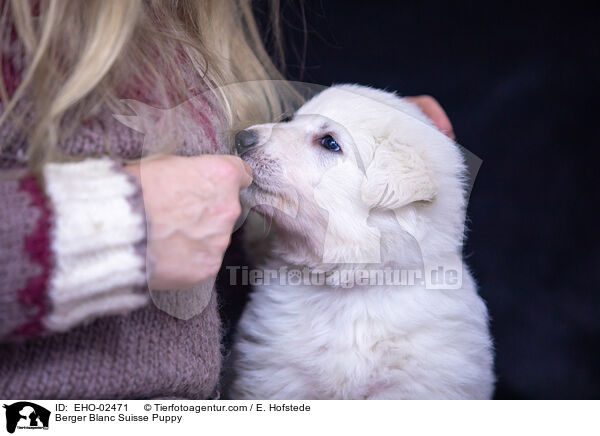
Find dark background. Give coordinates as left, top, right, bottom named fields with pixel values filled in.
left=227, top=0, right=599, bottom=399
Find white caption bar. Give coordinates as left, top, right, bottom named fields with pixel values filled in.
left=0, top=400, right=597, bottom=436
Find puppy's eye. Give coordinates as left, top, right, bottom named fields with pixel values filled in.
left=319, top=135, right=341, bottom=152
left=280, top=114, right=293, bottom=122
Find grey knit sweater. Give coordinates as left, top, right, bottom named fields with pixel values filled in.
left=1, top=37, right=225, bottom=399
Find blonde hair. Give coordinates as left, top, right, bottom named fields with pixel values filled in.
left=0, top=0, right=301, bottom=169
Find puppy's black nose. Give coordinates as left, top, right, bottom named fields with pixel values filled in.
left=235, top=129, right=258, bottom=154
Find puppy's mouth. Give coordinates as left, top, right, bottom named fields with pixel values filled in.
left=240, top=151, right=282, bottom=194
left=240, top=150, right=300, bottom=222
left=248, top=178, right=279, bottom=196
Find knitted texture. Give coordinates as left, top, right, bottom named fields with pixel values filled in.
left=42, top=159, right=148, bottom=332
left=0, top=176, right=44, bottom=338
left=15, top=176, right=53, bottom=337
left=1, top=34, right=226, bottom=398
left=0, top=293, right=222, bottom=399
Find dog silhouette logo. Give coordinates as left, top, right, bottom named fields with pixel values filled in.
left=3, top=402, right=50, bottom=434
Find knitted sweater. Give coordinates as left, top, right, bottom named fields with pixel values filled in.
left=0, top=38, right=226, bottom=399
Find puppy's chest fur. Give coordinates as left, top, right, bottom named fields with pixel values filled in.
left=229, top=274, right=494, bottom=400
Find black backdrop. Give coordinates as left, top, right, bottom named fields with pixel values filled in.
left=223, top=0, right=599, bottom=399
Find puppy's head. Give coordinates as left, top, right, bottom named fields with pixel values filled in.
left=237, top=84, right=467, bottom=266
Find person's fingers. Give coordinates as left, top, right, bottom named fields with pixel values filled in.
left=225, top=155, right=253, bottom=189
left=196, top=155, right=253, bottom=189
left=405, top=95, right=455, bottom=140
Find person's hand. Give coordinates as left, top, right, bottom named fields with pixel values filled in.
left=125, top=155, right=252, bottom=290
left=405, top=95, right=455, bottom=140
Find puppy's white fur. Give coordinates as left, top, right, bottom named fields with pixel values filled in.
left=228, top=85, right=494, bottom=399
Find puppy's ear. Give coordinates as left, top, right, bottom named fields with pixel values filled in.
left=361, top=141, right=437, bottom=210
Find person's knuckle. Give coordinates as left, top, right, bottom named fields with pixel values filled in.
left=183, top=270, right=203, bottom=286
left=191, top=267, right=213, bottom=284
left=215, top=197, right=242, bottom=222
left=226, top=199, right=242, bottom=220
left=207, top=263, right=222, bottom=278
left=215, top=233, right=231, bottom=252
left=213, top=159, right=239, bottom=179
left=186, top=256, right=219, bottom=283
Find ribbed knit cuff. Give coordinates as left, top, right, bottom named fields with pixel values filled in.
left=42, top=159, right=149, bottom=332
left=0, top=173, right=52, bottom=339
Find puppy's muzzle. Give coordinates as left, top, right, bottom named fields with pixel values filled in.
left=235, top=129, right=259, bottom=155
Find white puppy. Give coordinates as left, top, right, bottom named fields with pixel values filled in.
left=228, top=84, right=494, bottom=399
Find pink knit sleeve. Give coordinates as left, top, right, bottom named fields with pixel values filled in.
left=0, top=160, right=150, bottom=342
